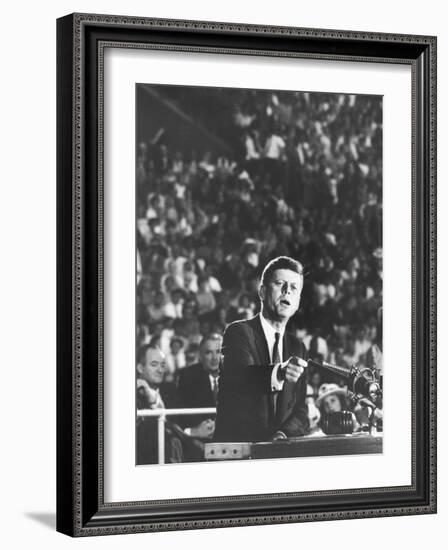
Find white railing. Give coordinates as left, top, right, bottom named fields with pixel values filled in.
left=137, top=408, right=216, bottom=464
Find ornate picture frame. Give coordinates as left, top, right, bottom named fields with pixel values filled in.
left=56, top=13, right=436, bottom=536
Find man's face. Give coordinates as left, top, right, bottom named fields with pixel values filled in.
left=138, top=347, right=166, bottom=387
left=170, top=340, right=183, bottom=354
left=322, top=394, right=342, bottom=414
left=199, top=338, right=222, bottom=375
left=260, top=268, right=303, bottom=322
left=153, top=292, right=164, bottom=307
left=172, top=290, right=182, bottom=304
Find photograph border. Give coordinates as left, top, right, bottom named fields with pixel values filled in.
left=56, top=13, right=437, bottom=536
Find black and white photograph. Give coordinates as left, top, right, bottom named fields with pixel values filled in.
left=135, top=83, right=384, bottom=465
left=0, top=0, right=441, bottom=544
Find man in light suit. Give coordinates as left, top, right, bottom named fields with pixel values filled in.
left=214, top=256, right=309, bottom=442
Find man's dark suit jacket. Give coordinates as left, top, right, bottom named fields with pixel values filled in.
left=177, top=363, right=216, bottom=428
left=214, top=314, right=309, bottom=442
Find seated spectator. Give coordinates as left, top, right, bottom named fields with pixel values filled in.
left=305, top=331, right=329, bottom=363
left=136, top=344, right=203, bottom=464
left=185, top=342, right=200, bottom=366
left=168, top=288, right=185, bottom=319
left=353, top=325, right=371, bottom=364
left=160, top=273, right=179, bottom=295
left=315, top=383, right=367, bottom=434
left=180, top=299, right=202, bottom=343
left=182, top=261, right=198, bottom=293
left=146, top=290, right=170, bottom=322
left=244, top=129, right=261, bottom=161
left=165, top=336, right=186, bottom=382
left=202, top=264, right=222, bottom=293
left=138, top=275, right=153, bottom=306
left=305, top=384, right=321, bottom=434
left=196, top=276, right=217, bottom=315
left=236, top=292, right=255, bottom=320
left=177, top=333, right=222, bottom=440
left=315, top=383, right=350, bottom=415
left=264, top=130, right=286, bottom=160
left=308, top=369, right=322, bottom=400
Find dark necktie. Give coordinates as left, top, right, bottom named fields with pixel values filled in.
left=272, top=332, right=282, bottom=415
left=211, top=376, right=219, bottom=405
left=272, top=332, right=281, bottom=364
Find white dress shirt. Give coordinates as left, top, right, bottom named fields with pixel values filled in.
left=259, top=313, right=285, bottom=392
left=209, top=374, right=219, bottom=391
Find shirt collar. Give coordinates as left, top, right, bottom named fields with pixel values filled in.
left=259, top=312, right=285, bottom=340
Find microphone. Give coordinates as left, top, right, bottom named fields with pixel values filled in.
left=307, top=358, right=382, bottom=408
left=307, top=358, right=352, bottom=379
left=320, top=411, right=355, bottom=435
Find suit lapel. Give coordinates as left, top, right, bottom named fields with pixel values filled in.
left=283, top=330, right=290, bottom=362
left=198, top=366, right=214, bottom=406
left=250, top=315, right=276, bottom=422
left=276, top=332, right=296, bottom=425
left=250, top=314, right=271, bottom=363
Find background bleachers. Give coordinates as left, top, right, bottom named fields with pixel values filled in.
left=136, top=85, right=383, bottom=389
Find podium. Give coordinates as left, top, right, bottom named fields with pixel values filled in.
left=204, top=433, right=382, bottom=460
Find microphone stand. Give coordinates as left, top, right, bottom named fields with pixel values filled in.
left=307, top=358, right=383, bottom=435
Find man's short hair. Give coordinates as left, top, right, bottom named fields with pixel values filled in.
left=137, top=343, right=160, bottom=366
left=199, top=332, right=223, bottom=350
left=170, top=336, right=184, bottom=348
left=260, top=256, right=304, bottom=286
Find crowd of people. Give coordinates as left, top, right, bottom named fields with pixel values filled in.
left=136, top=87, right=383, bottom=455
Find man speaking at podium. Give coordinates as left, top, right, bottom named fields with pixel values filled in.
left=214, top=256, right=309, bottom=442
